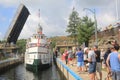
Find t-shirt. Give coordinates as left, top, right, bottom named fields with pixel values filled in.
left=94, top=50, right=101, bottom=62
left=84, top=53, right=87, bottom=60
left=76, top=51, right=84, bottom=62
left=68, top=50, right=73, bottom=58
left=88, top=50, right=96, bottom=62
left=104, top=48, right=111, bottom=64
left=110, top=52, right=120, bottom=71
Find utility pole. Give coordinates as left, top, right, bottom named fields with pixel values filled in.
left=83, top=8, right=98, bottom=45
left=115, top=0, right=119, bottom=20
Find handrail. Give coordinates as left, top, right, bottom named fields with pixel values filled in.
left=57, top=58, right=82, bottom=80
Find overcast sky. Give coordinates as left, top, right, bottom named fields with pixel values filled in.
left=0, top=0, right=119, bottom=40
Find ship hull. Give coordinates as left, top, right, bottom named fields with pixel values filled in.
left=25, top=59, right=51, bottom=72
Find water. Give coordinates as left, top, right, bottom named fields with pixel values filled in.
left=0, top=63, right=61, bottom=80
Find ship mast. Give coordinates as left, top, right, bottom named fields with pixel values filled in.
left=37, top=9, right=42, bottom=47
left=37, top=9, right=42, bottom=35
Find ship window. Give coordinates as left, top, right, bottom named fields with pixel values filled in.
left=39, top=55, right=41, bottom=58
left=35, top=35, right=37, bottom=38
left=41, top=36, right=43, bottom=39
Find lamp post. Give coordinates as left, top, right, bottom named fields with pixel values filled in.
left=83, top=8, right=98, bottom=45
left=118, top=28, right=120, bottom=42
left=115, top=0, right=118, bottom=20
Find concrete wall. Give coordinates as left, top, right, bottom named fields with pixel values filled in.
left=0, top=58, right=22, bottom=73
left=56, top=58, right=82, bottom=80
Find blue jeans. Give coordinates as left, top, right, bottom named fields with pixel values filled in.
left=111, top=71, right=120, bottom=80
left=88, top=62, right=96, bottom=74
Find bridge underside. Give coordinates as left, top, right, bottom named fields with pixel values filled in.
left=4, top=4, right=30, bottom=44
left=0, top=4, right=30, bottom=54
left=55, top=44, right=75, bottom=52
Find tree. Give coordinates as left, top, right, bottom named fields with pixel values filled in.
left=49, top=36, right=58, bottom=49
left=16, top=39, right=26, bottom=53
left=66, top=8, right=80, bottom=45
left=77, top=16, right=95, bottom=47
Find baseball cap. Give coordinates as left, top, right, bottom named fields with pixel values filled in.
left=84, top=47, right=88, bottom=53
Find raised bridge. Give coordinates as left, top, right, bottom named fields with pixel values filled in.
left=0, top=4, right=30, bottom=53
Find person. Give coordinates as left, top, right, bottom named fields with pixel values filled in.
left=106, top=45, right=120, bottom=80
left=94, top=46, right=102, bottom=80
left=67, top=48, right=73, bottom=66
left=111, top=40, right=119, bottom=46
left=104, top=45, right=113, bottom=80
left=72, top=47, right=77, bottom=64
left=104, top=48, right=111, bottom=67
left=100, top=49, right=105, bottom=63
left=54, top=50, right=58, bottom=58
left=84, top=47, right=96, bottom=80
left=76, top=48, right=84, bottom=72
left=64, top=50, right=68, bottom=64
left=83, top=49, right=88, bottom=72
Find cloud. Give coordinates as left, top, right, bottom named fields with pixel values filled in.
left=97, top=13, right=115, bottom=28
left=0, top=0, right=120, bottom=39
left=0, top=0, right=20, bottom=7
left=19, top=11, right=68, bottom=39
left=19, top=0, right=72, bottom=39
left=75, top=0, right=119, bottom=30
left=0, top=0, right=72, bottom=39
left=76, top=0, right=113, bottom=8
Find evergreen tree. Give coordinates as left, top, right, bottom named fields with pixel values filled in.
left=66, top=8, right=80, bottom=45
left=77, top=16, right=95, bottom=47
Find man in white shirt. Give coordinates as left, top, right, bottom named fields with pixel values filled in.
left=84, top=47, right=96, bottom=80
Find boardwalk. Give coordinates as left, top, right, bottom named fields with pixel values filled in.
left=61, top=58, right=108, bottom=80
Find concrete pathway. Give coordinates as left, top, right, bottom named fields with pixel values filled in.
left=61, top=59, right=108, bottom=80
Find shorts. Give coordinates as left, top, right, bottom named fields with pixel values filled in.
left=96, top=62, right=102, bottom=72
left=111, top=71, right=120, bottom=80
left=77, top=62, right=84, bottom=67
left=68, top=58, right=72, bottom=61
left=89, top=62, right=96, bottom=74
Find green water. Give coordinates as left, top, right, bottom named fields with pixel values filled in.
left=0, top=63, right=61, bottom=80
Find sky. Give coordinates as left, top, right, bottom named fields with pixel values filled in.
left=0, top=0, right=120, bottom=40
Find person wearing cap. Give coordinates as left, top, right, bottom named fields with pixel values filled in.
left=84, top=48, right=88, bottom=72
left=76, top=48, right=84, bottom=72
left=84, top=47, right=96, bottom=80
left=106, top=45, right=120, bottom=80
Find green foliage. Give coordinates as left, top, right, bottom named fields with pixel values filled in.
left=16, top=39, right=26, bottom=53
left=77, top=16, right=95, bottom=46
left=66, top=9, right=95, bottom=47
left=66, top=9, right=80, bottom=38
left=0, top=40, right=6, bottom=43
left=66, top=9, right=81, bottom=45
left=60, top=48, right=65, bottom=55
left=51, top=41, right=56, bottom=49
left=49, top=37, right=57, bottom=49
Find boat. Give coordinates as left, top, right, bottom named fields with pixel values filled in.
left=25, top=24, right=52, bottom=72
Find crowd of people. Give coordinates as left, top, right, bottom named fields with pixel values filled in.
left=61, top=40, right=120, bottom=80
